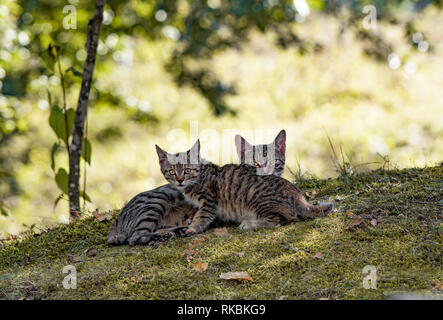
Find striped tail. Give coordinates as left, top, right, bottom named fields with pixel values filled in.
left=107, top=184, right=191, bottom=246
left=107, top=205, right=167, bottom=245
left=107, top=221, right=127, bottom=245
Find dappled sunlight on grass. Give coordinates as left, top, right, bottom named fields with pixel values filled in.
left=1, top=9, right=442, bottom=246
left=1, top=165, right=440, bottom=299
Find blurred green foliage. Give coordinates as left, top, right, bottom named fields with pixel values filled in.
left=2, top=0, right=439, bottom=116
left=0, top=0, right=442, bottom=234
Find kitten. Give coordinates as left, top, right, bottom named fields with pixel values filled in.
left=108, top=131, right=287, bottom=245
left=235, top=129, right=286, bottom=177
left=156, top=140, right=333, bottom=235
left=107, top=184, right=198, bottom=245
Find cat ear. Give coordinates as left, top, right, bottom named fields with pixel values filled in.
left=273, top=130, right=286, bottom=155
left=155, top=145, right=168, bottom=167
left=188, top=139, right=200, bottom=164
left=235, top=134, right=252, bottom=162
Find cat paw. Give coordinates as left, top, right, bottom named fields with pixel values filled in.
left=128, top=234, right=154, bottom=246
left=185, top=227, right=197, bottom=235
left=138, top=235, right=153, bottom=244
left=239, top=220, right=259, bottom=230
left=317, top=201, right=334, bottom=214
left=174, top=226, right=196, bottom=237
left=151, top=230, right=175, bottom=242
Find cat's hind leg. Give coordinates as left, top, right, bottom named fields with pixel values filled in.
left=297, top=201, right=334, bottom=219
left=128, top=230, right=154, bottom=245
left=129, top=226, right=188, bottom=245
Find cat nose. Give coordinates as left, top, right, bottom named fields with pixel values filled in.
left=177, top=176, right=184, bottom=183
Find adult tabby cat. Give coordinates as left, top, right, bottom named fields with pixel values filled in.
left=108, top=130, right=286, bottom=245
left=155, top=139, right=333, bottom=235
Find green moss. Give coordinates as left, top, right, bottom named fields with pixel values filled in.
left=1, top=166, right=442, bottom=299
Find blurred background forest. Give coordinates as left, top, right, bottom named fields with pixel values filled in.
left=0, top=0, right=442, bottom=237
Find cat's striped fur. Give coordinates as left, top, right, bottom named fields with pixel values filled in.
left=108, top=131, right=287, bottom=245
left=155, top=140, right=333, bottom=235
left=107, top=184, right=198, bottom=245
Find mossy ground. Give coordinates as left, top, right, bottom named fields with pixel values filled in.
left=1, top=166, right=442, bottom=300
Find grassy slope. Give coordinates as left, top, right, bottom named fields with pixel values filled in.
left=0, top=166, right=442, bottom=300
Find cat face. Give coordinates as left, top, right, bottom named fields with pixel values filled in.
left=156, top=140, right=202, bottom=189
left=235, top=130, right=286, bottom=176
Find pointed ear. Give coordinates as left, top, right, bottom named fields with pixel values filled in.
left=274, top=130, right=286, bottom=155
left=188, top=139, right=200, bottom=164
left=155, top=144, right=168, bottom=166
left=235, top=134, right=252, bottom=162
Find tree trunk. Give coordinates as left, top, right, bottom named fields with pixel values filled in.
left=68, top=0, right=105, bottom=219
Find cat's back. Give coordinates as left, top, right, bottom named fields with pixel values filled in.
left=203, top=163, right=298, bottom=219
left=122, top=183, right=184, bottom=210
left=213, top=163, right=295, bottom=193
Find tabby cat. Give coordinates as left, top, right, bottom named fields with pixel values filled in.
left=155, top=139, right=333, bottom=235
left=108, top=131, right=287, bottom=245
left=235, top=129, right=286, bottom=177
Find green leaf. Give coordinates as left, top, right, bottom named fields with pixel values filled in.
left=47, top=88, right=53, bottom=107
left=307, top=0, right=325, bottom=10
left=82, top=138, right=92, bottom=165
left=54, top=193, right=65, bottom=209
left=48, top=106, right=75, bottom=146
left=41, top=50, right=55, bottom=73
left=80, top=191, right=92, bottom=202
left=66, top=108, right=75, bottom=138
left=55, top=168, right=69, bottom=195
left=0, top=206, right=8, bottom=217
left=66, top=66, right=83, bottom=77
left=49, top=106, right=67, bottom=143
left=51, top=142, right=59, bottom=171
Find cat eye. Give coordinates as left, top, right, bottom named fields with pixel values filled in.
left=168, top=169, right=176, bottom=175
left=184, top=168, right=191, bottom=174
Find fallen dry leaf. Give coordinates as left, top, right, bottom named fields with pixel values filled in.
left=193, top=262, right=208, bottom=273
left=346, top=215, right=365, bottom=229
left=84, top=247, right=97, bottom=257
left=313, top=252, right=324, bottom=259
left=71, top=210, right=81, bottom=219
left=125, top=249, right=137, bottom=256
left=433, top=283, right=443, bottom=291
left=219, top=271, right=253, bottom=282
left=19, top=282, right=41, bottom=300
left=180, top=248, right=196, bottom=260
left=213, top=227, right=229, bottom=237
left=181, top=238, right=206, bottom=261
left=370, top=219, right=378, bottom=227
left=189, top=238, right=203, bottom=249
left=305, top=190, right=318, bottom=199
left=92, top=210, right=116, bottom=222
